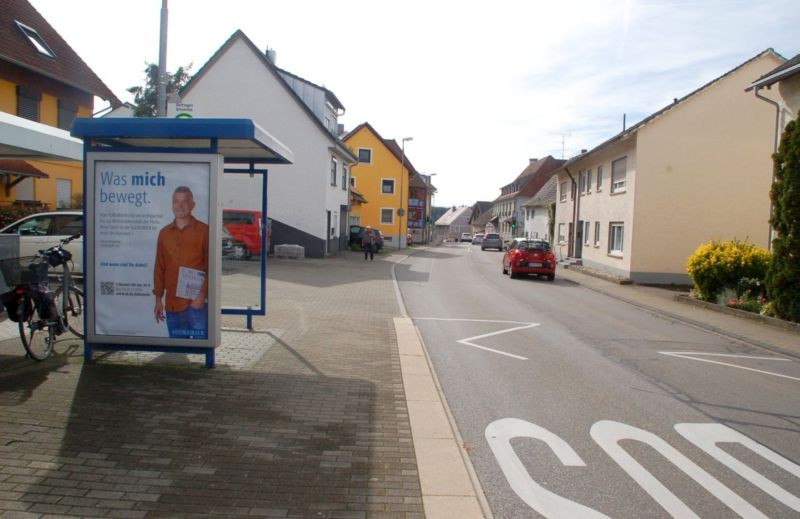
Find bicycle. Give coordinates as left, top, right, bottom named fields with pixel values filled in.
left=0, top=233, right=84, bottom=361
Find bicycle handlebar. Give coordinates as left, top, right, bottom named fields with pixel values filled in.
left=36, top=233, right=82, bottom=256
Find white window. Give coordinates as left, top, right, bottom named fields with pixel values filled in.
left=350, top=215, right=360, bottom=225
left=609, top=222, right=624, bottom=255
left=584, top=221, right=591, bottom=245
left=586, top=170, right=592, bottom=193
left=558, top=223, right=566, bottom=243
left=579, top=172, right=586, bottom=194
left=15, top=21, right=55, bottom=58
left=330, top=157, right=337, bottom=186
left=560, top=181, right=567, bottom=202
left=381, top=178, right=395, bottom=194
left=56, top=179, right=72, bottom=209
left=594, top=222, right=601, bottom=246
left=358, top=148, right=372, bottom=164
left=341, top=165, right=347, bottom=191
left=350, top=176, right=356, bottom=188
left=381, top=208, right=394, bottom=224
left=596, top=166, right=603, bottom=192
left=611, top=157, right=627, bottom=193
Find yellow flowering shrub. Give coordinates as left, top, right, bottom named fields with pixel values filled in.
left=686, top=240, right=771, bottom=302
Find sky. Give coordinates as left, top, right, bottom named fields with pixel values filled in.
left=30, top=0, right=800, bottom=208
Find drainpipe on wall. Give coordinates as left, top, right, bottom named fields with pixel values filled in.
left=752, top=86, right=782, bottom=250
left=564, top=166, right=578, bottom=259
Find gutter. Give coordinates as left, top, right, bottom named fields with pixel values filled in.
left=564, top=166, right=579, bottom=258
left=751, top=86, right=782, bottom=250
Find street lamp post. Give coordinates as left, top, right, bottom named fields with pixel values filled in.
left=397, top=136, right=413, bottom=249
left=424, top=173, right=436, bottom=243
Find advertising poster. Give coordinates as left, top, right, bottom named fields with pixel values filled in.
left=93, top=160, right=210, bottom=339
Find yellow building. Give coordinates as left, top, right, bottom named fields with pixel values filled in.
left=0, top=0, right=119, bottom=210
left=343, top=122, right=417, bottom=248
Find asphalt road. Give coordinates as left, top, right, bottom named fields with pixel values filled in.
left=396, top=242, right=800, bottom=519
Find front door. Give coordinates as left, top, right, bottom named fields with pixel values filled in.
left=326, top=210, right=332, bottom=254
left=574, top=220, right=584, bottom=258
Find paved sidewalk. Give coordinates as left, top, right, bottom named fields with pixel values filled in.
left=0, top=251, right=427, bottom=518
left=2, top=247, right=796, bottom=518
left=555, top=266, right=800, bottom=357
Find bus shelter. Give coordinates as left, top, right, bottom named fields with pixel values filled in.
left=71, top=118, right=293, bottom=367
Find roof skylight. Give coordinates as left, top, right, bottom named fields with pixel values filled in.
left=15, top=21, right=56, bottom=59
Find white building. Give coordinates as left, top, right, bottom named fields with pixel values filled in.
left=175, top=30, right=357, bottom=257
left=520, top=175, right=557, bottom=242
left=434, top=206, right=473, bottom=241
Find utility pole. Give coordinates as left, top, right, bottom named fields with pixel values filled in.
left=156, top=0, right=168, bottom=117
left=397, top=137, right=413, bottom=249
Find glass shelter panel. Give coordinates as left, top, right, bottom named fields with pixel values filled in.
left=220, top=171, right=267, bottom=312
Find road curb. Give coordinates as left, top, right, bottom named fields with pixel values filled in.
left=673, top=294, right=800, bottom=335
left=391, top=248, right=492, bottom=518
left=394, top=317, right=491, bottom=519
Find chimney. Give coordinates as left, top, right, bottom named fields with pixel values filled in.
left=265, top=48, right=277, bottom=64
left=581, top=149, right=587, bottom=154
left=529, top=158, right=538, bottom=164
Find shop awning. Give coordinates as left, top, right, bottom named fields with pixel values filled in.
left=0, top=159, right=50, bottom=196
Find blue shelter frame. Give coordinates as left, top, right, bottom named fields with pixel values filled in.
left=71, top=118, right=293, bottom=367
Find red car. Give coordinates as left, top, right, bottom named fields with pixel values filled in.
left=223, top=209, right=264, bottom=259
left=502, top=238, right=556, bottom=281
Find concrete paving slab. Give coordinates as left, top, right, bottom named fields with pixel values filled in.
left=400, top=354, right=432, bottom=375
left=414, top=438, right=477, bottom=496
left=402, top=373, right=441, bottom=402
left=407, top=400, right=455, bottom=440
left=423, top=496, right=486, bottom=519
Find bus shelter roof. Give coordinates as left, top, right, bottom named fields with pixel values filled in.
left=71, top=118, right=293, bottom=165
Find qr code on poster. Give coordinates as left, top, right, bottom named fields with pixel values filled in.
left=100, top=281, right=114, bottom=295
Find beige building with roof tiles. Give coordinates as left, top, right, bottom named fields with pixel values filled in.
left=555, top=49, right=784, bottom=284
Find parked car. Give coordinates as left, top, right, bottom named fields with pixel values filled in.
left=221, top=227, right=237, bottom=258
left=0, top=211, right=84, bottom=275
left=222, top=209, right=264, bottom=259
left=481, top=232, right=503, bottom=251
left=472, top=233, right=484, bottom=245
left=349, top=225, right=384, bottom=251
left=460, top=232, right=472, bottom=242
left=502, top=238, right=556, bottom=281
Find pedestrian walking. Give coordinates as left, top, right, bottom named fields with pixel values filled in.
left=363, top=227, right=377, bottom=261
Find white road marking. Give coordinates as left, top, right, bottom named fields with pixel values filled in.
left=675, top=423, right=800, bottom=512
left=486, top=418, right=609, bottom=518
left=414, top=317, right=539, bottom=360
left=415, top=318, right=535, bottom=325
left=391, top=255, right=409, bottom=318
left=659, top=351, right=799, bottom=382
left=591, top=420, right=768, bottom=519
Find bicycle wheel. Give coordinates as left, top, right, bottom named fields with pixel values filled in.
left=55, top=285, right=84, bottom=338
left=19, top=301, right=55, bottom=361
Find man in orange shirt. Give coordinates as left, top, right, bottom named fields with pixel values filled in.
left=153, top=186, right=209, bottom=339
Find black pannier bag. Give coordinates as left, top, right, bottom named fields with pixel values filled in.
left=1, top=289, right=32, bottom=323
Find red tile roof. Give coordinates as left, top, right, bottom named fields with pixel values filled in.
left=0, top=0, right=120, bottom=105
left=494, top=156, right=566, bottom=202
left=0, top=159, right=48, bottom=178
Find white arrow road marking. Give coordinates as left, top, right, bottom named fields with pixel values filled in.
left=659, top=351, right=798, bottom=382
left=414, top=318, right=539, bottom=360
